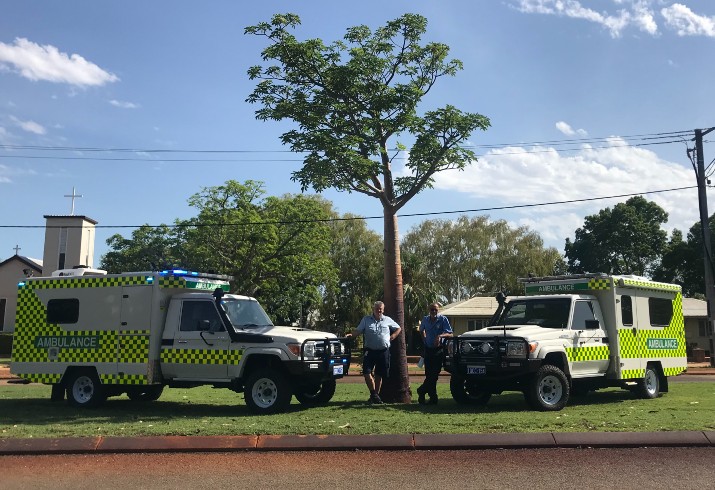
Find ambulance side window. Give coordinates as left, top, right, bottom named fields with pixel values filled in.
left=180, top=301, right=224, bottom=332
left=648, top=298, right=672, bottom=328
left=571, top=301, right=595, bottom=330
left=620, top=295, right=633, bottom=326
left=47, top=298, right=79, bottom=324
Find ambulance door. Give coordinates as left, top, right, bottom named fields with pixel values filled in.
left=118, top=286, right=153, bottom=380
left=170, top=299, right=230, bottom=380
left=617, top=292, right=643, bottom=378
left=570, top=299, right=609, bottom=376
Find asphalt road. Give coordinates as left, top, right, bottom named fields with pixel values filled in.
left=3, top=447, right=715, bottom=489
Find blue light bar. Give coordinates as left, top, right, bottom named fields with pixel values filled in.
left=17, top=281, right=25, bottom=288
left=159, top=269, right=199, bottom=277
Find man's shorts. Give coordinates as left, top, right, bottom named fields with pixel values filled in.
left=363, top=348, right=390, bottom=378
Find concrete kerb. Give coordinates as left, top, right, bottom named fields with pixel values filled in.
left=1, top=432, right=715, bottom=455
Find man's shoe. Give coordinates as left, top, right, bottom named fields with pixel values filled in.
left=370, top=394, right=384, bottom=405
left=416, top=386, right=427, bottom=405
left=428, top=394, right=438, bottom=405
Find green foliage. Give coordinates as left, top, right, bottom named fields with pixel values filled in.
left=402, top=215, right=564, bottom=304
left=100, top=225, right=180, bottom=273
left=245, top=13, right=489, bottom=205
left=317, top=215, right=383, bottom=334
left=564, top=196, right=668, bottom=276
left=653, top=214, right=715, bottom=297
left=100, top=180, right=336, bottom=326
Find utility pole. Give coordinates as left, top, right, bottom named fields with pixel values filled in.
left=694, top=127, right=715, bottom=366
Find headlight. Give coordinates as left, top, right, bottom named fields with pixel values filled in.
left=506, top=341, right=527, bottom=358
left=460, top=342, right=473, bottom=354
left=303, top=341, right=316, bottom=359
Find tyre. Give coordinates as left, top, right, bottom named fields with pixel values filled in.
left=244, top=369, right=292, bottom=414
left=127, top=385, right=164, bottom=402
left=526, top=365, right=569, bottom=411
left=66, top=369, right=107, bottom=408
left=294, top=379, right=336, bottom=406
left=449, top=375, right=491, bottom=406
left=635, top=365, right=660, bottom=399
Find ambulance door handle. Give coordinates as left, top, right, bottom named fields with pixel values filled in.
left=631, top=327, right=637, bottom=336
left=177, top=340, right=188, bottom=344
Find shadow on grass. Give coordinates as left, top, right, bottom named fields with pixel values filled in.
left=0, top=386, right=646, bottom=430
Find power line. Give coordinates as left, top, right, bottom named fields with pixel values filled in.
left=0, top=185, right=695, bottom=230
left=0, top=129, right=697, bottom=164
left=0, top=136, right=692, bottom=164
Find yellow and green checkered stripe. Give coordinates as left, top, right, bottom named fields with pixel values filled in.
left=619, top=277, right=681, bottom=292
left=160, top=348, right=243, bottom=365
left=23, top=274, right=151, bottom=290
left=565, top=344, right=610, bottom=363
left=618, top=292, right=686, bottom=379
left=11, top=279, right=152, bottom=383
left=586, top=278, right=612, bottom=290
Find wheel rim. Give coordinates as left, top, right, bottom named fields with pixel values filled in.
left=538, top=374, right=563, bottom=406
left=72, top=376, right=94, bottom=404
left=644, top=369, right=658, bottom=395
left=252, top=377, right=278, bottom=408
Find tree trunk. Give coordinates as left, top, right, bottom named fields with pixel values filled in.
left=379, top=210, right=411, bottom=403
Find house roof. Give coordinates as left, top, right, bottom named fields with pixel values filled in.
left=442, top=296, right=499, bottom=317
left=0, top=255, right=42, bottom=271
left=682, top=297, right=707, bottom=318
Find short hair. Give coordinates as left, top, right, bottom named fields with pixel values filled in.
left=373, top=301, right=385, bottom=309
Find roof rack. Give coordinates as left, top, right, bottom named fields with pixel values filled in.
left=518, top=273, right=609, bottom=283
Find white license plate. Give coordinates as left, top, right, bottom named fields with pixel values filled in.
left=333, top=365, right=344, bottom=375
left=467, top=365, right=486, bottom=375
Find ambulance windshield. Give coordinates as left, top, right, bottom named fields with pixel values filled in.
left=221, top=298, right=274, bottom=329
left=498, top=298, right=571, bottom=329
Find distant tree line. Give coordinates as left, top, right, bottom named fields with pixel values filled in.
left=100, top=179, right=564, bottom=333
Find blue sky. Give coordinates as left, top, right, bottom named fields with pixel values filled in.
left=1, top=0, right=714, bottom=267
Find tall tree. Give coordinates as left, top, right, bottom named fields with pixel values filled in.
left=402, top=215, right=563, bottom=302
left=177, top=180, right=335, bottom=324
left=653, top=215, right=715, bottom=298
left=101, top=181, right=336, bottom=326
left=100, top=225, right=179, bottom=273
left=564, top=196, right=668, bottom=276
left=246, top=13, right=490, bottom=402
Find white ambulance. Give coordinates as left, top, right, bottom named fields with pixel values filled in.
left=444, top=273, right=687, bottom=410
left=10, top=268, right=350, bottom=414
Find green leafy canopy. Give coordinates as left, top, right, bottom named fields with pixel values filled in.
left=246, top=12, right=490, bottom=211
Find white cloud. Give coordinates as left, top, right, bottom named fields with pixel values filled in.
left=10, top=116, right=46, bottom=135
left=432, top=138, right=699, bottom=248
left=109, top=99, right=140, bottom=109
left=0, top=164, right=12, bottom=184
left=0, top=38, right=119, bottom=87
left=515, top=0, right=638, bottom=37
left=661, top=3, right=715, bottom=37
left=555, top=121, right=588, bottom=137
left=513, top=1, right=715, bottom=37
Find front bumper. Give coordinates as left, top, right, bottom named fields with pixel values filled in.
left=445, top=336, right=541, bottom=389
left=284, top=337, right=351, bottom=380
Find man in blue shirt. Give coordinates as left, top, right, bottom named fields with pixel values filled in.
left=347, top=301, right=401, bottom=404
left=417, top=302, right=452, bottom=405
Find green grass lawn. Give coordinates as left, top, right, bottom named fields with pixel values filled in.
left=1, top=381, right=714, bottom=439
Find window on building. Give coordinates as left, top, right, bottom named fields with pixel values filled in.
left=620, top=295, right=633, bottom=326
left=648, top=297, right=673, bottom=328
left=47, top=298, right=80, bottom=324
